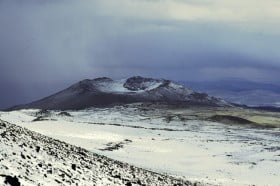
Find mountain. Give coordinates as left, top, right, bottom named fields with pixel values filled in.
left=7, top=76, right=230, bottom=111
left=182, top=79, right=280, bottom=107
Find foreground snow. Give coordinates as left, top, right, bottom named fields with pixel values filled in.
left=0, top=119, right=199, bottom=186
left=1, top=106, right=280, bottom=186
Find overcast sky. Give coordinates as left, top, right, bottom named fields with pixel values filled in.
left=1, top=0, right=280, bottom=108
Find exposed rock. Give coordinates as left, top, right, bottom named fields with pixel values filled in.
left=35, top=109, right=51, bottom=117
left=100, top=139, right=132, bottom=151
left=58, top=112, right=72, bottom=117
left=0, top=175, right=21, bottom=186
left=71, top=164, right=76, bottom=171
left=123, top=76, right=162, bottom=91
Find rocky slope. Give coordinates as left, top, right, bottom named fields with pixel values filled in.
left=0, top=119, right=204, bottom=186
left=8, top=76, right=229, bottom=110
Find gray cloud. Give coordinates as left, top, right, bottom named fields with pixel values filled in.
left=0, top=0, right=280, bottom=108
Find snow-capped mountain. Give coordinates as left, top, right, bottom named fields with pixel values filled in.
left=8, top=76, right=229, bottom=110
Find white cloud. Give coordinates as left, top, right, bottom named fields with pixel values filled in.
left=93, top=0, right=280, bottom=23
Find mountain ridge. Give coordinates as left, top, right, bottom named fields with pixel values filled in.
left=7, top=76, right=230, bottom=111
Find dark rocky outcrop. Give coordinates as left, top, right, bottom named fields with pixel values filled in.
left=0, top=175, right=21, bottom=186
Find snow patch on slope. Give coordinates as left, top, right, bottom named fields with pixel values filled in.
left=94, top=78, right=164, bottom=93
left=96, top=79, right=131, bottom=93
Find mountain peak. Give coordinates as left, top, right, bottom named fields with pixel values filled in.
left=124, top=76, right=164, bottom=91
left=92, top=77, right=113, bottom=82
left=68, top=79, right=94, bottom=92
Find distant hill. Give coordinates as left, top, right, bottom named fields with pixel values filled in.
left=182, top=79, right=280, bottom=107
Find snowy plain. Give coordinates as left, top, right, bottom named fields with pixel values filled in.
left=0, top=105, right=279, bottom=186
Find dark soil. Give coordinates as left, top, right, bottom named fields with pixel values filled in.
left=208, top=115, right=255, bottom=125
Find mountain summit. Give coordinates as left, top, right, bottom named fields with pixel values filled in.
left=8, top=76, right=230, bottom=110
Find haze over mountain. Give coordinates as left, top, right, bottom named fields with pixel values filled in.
left=8, top=76, right=229, bottom=110
left=183, top=79, right=280, bottom=107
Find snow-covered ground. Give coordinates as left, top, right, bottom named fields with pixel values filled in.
left=0, top=119, right=194, bottom=186
left=1, top=106, right=279, bottom=186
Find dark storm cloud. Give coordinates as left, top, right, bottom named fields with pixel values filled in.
left=1, top=0, right=280, bottom=108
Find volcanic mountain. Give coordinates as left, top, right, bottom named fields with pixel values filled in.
left=8, top=76, right=230, bottom=110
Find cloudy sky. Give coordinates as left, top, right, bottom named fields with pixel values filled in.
left=1, top=0, right=280, bottom=108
